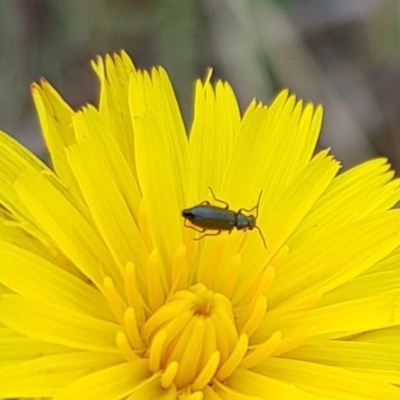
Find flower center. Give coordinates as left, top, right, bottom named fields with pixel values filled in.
left=104, top=246, right=307, bottom=395
left=142, top=283, right=245, bottom=391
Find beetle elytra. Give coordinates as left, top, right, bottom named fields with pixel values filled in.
left=182, top=187, right=267, bottom=248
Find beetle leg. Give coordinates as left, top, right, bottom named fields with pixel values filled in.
left=184, top=219, right=206, bottom=233
left=208, top=186, right=229, bottom=209
left=194, top=230, right=222, bottom=240
left=237, top=205, right=257, bottom=215
left=238, top=191, right=263, bottom=217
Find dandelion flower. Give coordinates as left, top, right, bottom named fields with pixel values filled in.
left=0, top=52, right=400, bottom=400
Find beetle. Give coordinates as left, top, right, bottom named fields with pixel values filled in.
left=182, top=187, right=267, bottom=248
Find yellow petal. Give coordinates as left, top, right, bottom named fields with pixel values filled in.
left=190, top=79, right=240, bottom=194
left=126, top=374, right=177, bottom=400
left=129, top=68, right=192, bottom=263
left=0, top=241, right=112, bottom=320
left=289, top=158, right=400, bottom=249
left=258, top=296, right=398, bottom=341
left=270, top=211, right=400, bottom=309
left=0, top=351, right=123, bottom=398
left=68, top=136, right=149, bottom=272
left=226, top=368, right=317, bottom=400
left=14, top=168, right=118, bottom=288
left=54, top=359, right=148, bottom=400
left=254, top=357, right=400, bottom=399
left=285, top=339, right=400, bottom=383
left=31, top=80, right=82, bottom=199
left=0, top=328, right=69, bottom=368
left=0, top=296, right=119, bottom=351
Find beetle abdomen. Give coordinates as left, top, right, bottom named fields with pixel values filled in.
left=182, top=205, right=236, bottom=230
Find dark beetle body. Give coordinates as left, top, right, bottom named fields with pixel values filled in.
left=182, top=205, right=255, bottom=231
left=182, top=188, right=267, bottom=248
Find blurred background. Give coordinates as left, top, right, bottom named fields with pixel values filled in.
left=1, top=0, right=400, bottom=170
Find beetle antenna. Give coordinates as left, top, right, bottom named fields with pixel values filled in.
left=208, top=186, right=217, bottom=200
left=255, top=226, right=267, bottom=249
left=255, top=190, right=263, bottom=218
left=254, top=191, right=267, bottom=248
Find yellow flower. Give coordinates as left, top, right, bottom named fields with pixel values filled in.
left=1, top=51, right=400, bottom=399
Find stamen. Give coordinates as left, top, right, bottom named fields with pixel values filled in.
left=163, top=310, right=193, bottom=345
left=270, top=245, right=289, bottom=269
left=233, top=264, right=273, bottom=312
left=179, top=391, right=204, bottom=400
left=211, top=314, right=234, bottom=363
left=257, top=266, right=275, bottom=297
left=148, top=329, right=167, bottom=373
left=148, top=249, right=165, bottom=311
left=136, top=282, right=271, bottom=392
left=239, top=295, right=267, bottom=337
left=171, top=245, right=189, bottom=296
left=124, top=307, right=145, bottom=350
left=213, top=292, right=234, bottom=311
left=218, top=254, right=241, bottom=298
left=124, top=262, right=145, bottom=325
left=202, top=238, right=228, bottom=288
left=272, top=329, right=314, bottom=356
left=116, top=331, right=139, bottom=361
left=191, top=351, right=220, bottom=391
left=166, top=319, right=197, bottom=368
left=241, top=266, right=275, bottom=307
left=212, top=304, right=238, bottom=352
left=104, top=277, right=125, bottom=325
left=160, top=361, right=179, bottom=389
left=240, top=331, right=282, bottom=369
left=200, top=318, right=217, bottom=365
left=217, top=333, right=249, bottom=380
left=142, top=302, right=192, bottom=342
left=174, top=318, right=206, bottom=388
